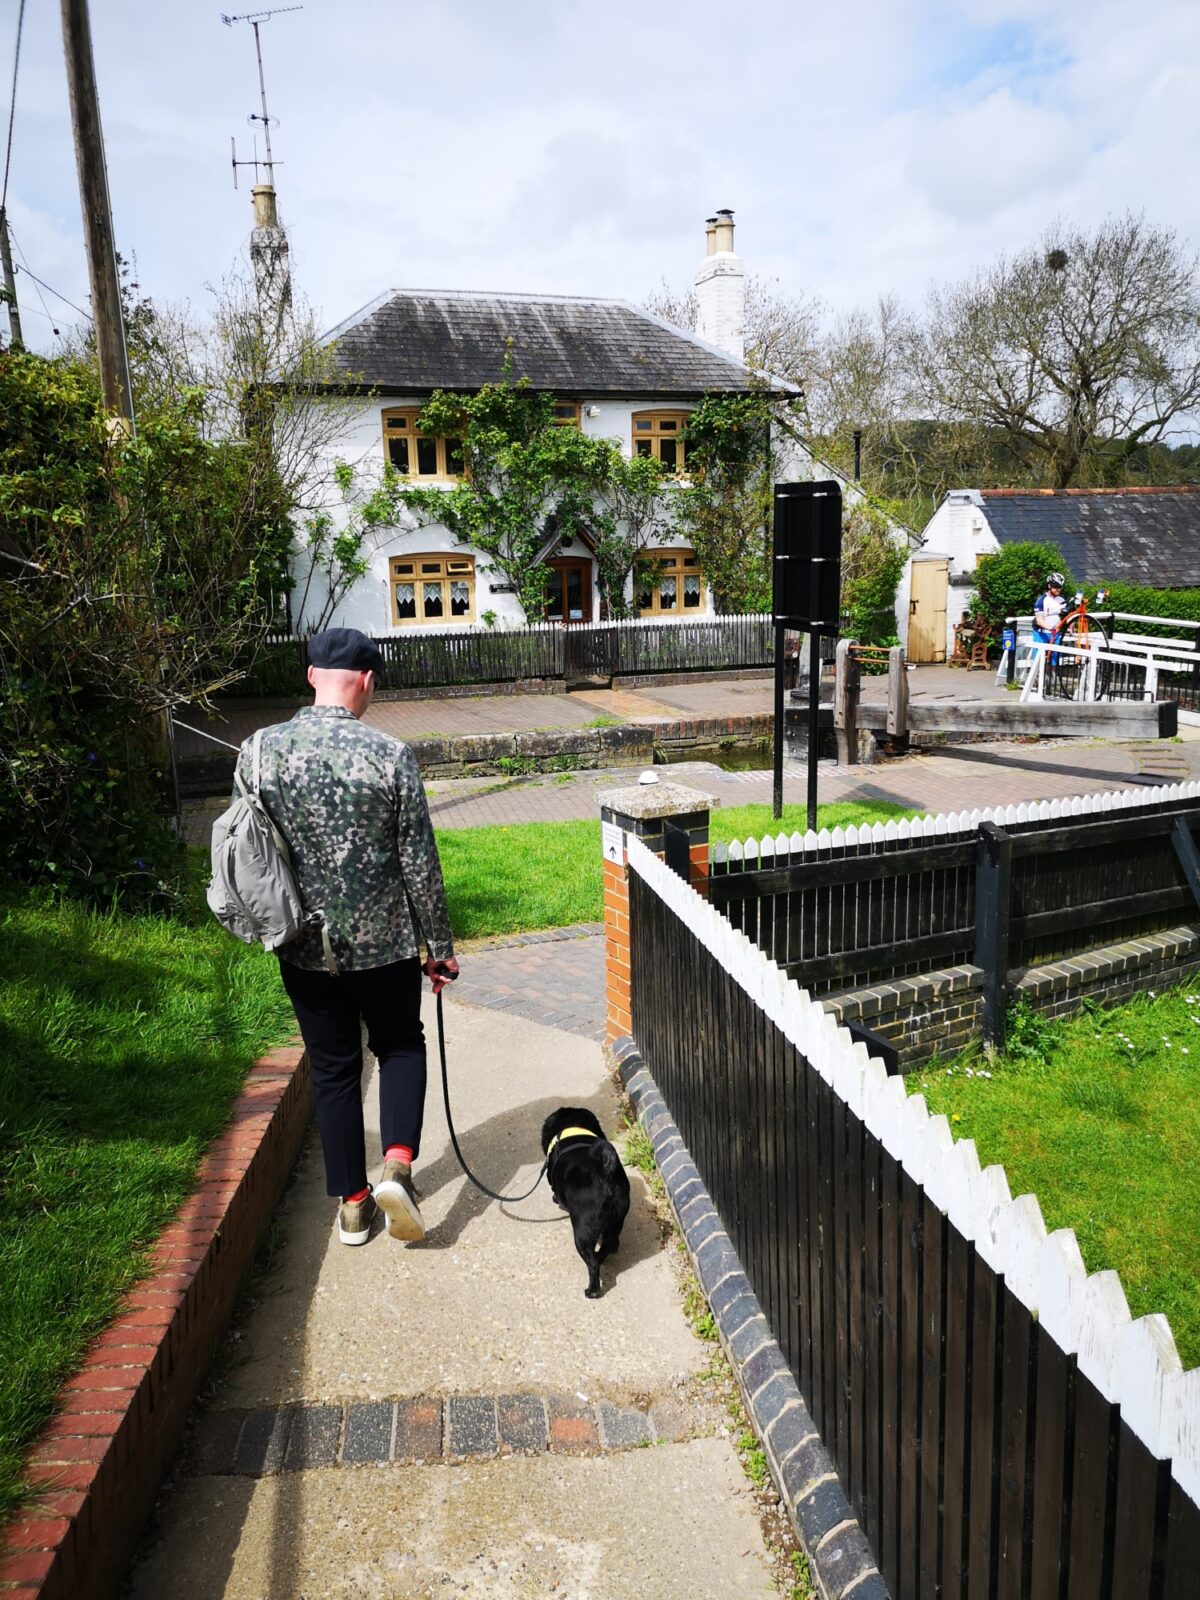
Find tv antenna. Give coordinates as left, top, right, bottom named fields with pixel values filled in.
left=223, top=7, right=302, bottom=189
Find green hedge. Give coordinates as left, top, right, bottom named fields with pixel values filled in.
left=1095, top=583, right=1200, bottom=630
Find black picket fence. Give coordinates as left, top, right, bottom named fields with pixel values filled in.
left=628, top=864, right=1200, bottom=1599
left=708, top=791, right=1200, bottom=1008
left=219, top=615, right=774, bottom=697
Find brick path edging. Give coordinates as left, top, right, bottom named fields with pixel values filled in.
left=0, top=1044, right=312, bottom=1600
left=613, top=1038, right=890, bottom=1600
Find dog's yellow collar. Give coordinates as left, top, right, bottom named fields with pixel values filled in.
left=546, top=1126, right=598, bottom=1157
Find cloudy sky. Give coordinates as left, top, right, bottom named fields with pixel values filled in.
left=6, top=0, right=1199, bottom=351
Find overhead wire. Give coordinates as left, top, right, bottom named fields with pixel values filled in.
left=8, top=232, right=92, bottom=323
left=2, top=0, right=26, bottom=213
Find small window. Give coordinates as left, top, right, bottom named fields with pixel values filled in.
left=380, top=408, right=464, bottom=480
left=635, top=548, right=706, bottom=617
left=630, top=411, right=691, bottom=472
left=390, top=553, right=476, bottom=626
left=551, top=402, right=581, bottom=428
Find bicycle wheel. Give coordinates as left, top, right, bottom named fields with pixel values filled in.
left=1058, top=611, right=1112, bottom=698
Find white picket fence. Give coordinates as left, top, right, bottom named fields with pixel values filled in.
left=628, top=826, right=1200, bottom=1504
left=711, top=778, right=1200, bottom=868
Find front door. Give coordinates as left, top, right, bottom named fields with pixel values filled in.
left=908, top=559, right=948, bottom=663
left=545, top=559, right=593, bottom=624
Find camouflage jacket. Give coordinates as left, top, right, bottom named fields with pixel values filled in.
left=234, top=705, right=454, bottom=972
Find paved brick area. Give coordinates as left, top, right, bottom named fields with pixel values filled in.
left=184, top=1386, right=715, bottom=1476
left=451, top=925, right=606, bottom=1043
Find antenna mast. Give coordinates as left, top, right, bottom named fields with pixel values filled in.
left=223, top=6, right=301, bottom=338
left=222, top=5, right=301, bottom=189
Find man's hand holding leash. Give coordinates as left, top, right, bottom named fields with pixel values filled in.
left=426, top=956, right=459, bottom=994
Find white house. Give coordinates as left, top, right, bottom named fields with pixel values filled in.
left=898, top=486, right=1200, bottom=662
left=289, top=211, right=806, bottom=635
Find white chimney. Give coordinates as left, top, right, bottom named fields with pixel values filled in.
left=250, top=183, right=292, bottom=343
left=694, top=208, right=744, bottom=363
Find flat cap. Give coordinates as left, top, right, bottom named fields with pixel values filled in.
left=307, top=627, right=384, bottom=676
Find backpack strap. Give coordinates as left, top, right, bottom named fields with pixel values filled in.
left=252, top=728, right=340, bottom=977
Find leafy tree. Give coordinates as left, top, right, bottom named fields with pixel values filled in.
left=970, top=540, right=1071, bottom=638
left=0, top=266, right=355, bottom=901
left=912, top=215, right=1200, bottom=490
left=676, top=393, right=779, bottom=613
left=840, top=503, right=907, bottom=647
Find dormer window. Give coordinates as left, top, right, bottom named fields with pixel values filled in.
left=382, top=409, right=464, bottom=480
left=631, top=410, right=690, bottom=472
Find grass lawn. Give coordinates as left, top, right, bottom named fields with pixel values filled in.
left=908, top=991, right=1200, bottom=1368
left=0, top=887, right=296, bottom=1519
left=439, top=799, right=917, bottom=942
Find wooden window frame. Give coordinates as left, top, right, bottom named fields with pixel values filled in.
left=381, top=408, right=465, bottom=481
left=550, top=401, right=581, bottom=428
left=631, top=409, right=691, bottom=473
left=635, top=547, right=705, bottom=617
left=389, top=553, right=476, bottom=627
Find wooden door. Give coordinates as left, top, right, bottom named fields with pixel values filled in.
left=545, top=559, right=593, bottom=624
left=908, top=559, right=948, bottom=663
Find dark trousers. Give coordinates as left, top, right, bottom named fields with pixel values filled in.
left=279, top=957, right=427, bottom=1198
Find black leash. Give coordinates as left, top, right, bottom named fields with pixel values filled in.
left=435, top=985, right=548, bottom=1205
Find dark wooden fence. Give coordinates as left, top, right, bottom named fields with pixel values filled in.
left=628, top=857, right=1200, bottom=1599
left=219, top=615, right=774, bottom=697
left=709, top=789, right=1200, bottom=1006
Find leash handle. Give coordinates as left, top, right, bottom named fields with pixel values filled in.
left=436, top=989, right=548, bottom=1205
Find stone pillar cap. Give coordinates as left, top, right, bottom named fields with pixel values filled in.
left=598, top=781, right=717, bottom=820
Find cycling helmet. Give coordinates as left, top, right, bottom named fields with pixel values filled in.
left=1046, top=572, right=1065, bottom=587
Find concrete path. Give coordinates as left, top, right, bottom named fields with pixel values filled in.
left=171, top=662, right=1018, bottom=764
left=126, top=994, right=778, bottom=1599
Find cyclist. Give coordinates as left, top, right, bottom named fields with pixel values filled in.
left=1033, top=573, right=1069, bottom=644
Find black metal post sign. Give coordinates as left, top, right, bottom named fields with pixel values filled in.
left=772, top=480, right=843, bottom=828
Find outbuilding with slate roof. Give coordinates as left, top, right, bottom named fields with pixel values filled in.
left=897, top=486, right=1200, bottom=663
left=289, top=211, right=810, bottom=635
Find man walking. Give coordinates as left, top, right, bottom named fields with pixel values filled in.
left=234, top=627, right=458, bottom=1246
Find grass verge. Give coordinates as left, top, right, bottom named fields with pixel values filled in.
left=0, top=886, right=296, bottom=1519
left=908, top=990, right=1200, bottom=1367
left=440, top=800, right=916, bottom=943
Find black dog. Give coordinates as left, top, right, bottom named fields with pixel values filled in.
left=541, top=1107, right=631, bottom=1299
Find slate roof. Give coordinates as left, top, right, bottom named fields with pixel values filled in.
left=317, top=288, right=782, bottom=397
left=980, top=488, right=1200, bottom=588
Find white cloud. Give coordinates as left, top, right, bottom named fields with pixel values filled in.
left=4, top=0, right=1198, bottom=352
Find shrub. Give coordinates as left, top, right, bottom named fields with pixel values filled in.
left=970, top=540, right=1071, bottom=637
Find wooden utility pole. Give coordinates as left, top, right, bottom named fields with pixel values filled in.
left=60, top=0, right=133, bottom=425
left=0, top=209, right=24, bottom=349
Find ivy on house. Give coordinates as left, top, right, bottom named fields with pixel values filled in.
left=397, top=368, right=616, bottom=620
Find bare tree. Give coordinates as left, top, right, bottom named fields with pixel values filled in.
left=644, top=273, right=821, bottom=387
left=911, top=214, right=1200, bottom=488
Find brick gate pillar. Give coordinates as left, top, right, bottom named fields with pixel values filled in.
left=598, top=780, right=712, bottom=1044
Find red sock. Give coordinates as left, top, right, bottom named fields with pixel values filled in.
left=343, top=1185, right=370, bottom=1204
left=385, top=1145, right=414, bottom=1166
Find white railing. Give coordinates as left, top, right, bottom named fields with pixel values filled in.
left=628, top=828, right=1200, bottom=1504
left=1019, top=635, right=1200, bottom=703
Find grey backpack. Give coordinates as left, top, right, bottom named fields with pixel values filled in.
left=207, top=729, right=338, bottom=973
